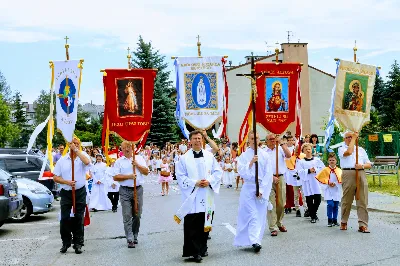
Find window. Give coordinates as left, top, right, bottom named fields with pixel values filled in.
left=5, top=158, right=41, bottom=172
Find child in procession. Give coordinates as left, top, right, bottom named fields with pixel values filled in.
left=223, top=157, right=234, bottom=188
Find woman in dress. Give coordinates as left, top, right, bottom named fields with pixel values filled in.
left=158, top=157, right=173, bottom=196
left=223, top=157, right=234, bottom=188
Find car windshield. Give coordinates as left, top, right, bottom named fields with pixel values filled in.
left=0, top=168, right=11, bottom=181
left=3, top=157, right=50, bottom=172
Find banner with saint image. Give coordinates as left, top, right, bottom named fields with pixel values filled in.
left=333, top=60, right=377, bottom=132
left=174, top=56, right=228, bottom=138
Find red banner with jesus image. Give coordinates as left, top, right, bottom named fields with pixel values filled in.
left=102, top=69, right=157, bottom=153
left=254, top=63, right=301, bottom=134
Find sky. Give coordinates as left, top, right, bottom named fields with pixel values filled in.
left=1, top=0, right=399, bottom=105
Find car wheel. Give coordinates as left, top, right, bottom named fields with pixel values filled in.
left=11, top=196, right=33, bottom=222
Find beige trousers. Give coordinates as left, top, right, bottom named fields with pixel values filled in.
left=268, top=175, right=286, bottom=231
left=340, top=169, right=369, bottom=227
left=293, top=185, right=308, bottom=210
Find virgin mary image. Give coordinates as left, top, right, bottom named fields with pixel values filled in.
left=197, top=76, right=207, bottom=106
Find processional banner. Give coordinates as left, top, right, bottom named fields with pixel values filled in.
left=53, top=60, right=83, bottom=142
left=102, top=69, right=157, bottom=156
left=174, top=56, right=228, bottom=138
left=333, top=60, right=377, bottom=132
left=254, top=63, right=301, bottom=134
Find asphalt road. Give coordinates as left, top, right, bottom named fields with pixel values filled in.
left=1, top=174, right=400, bottom=266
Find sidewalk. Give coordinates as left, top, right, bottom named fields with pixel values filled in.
left=360, top=191, right=400, bottom=213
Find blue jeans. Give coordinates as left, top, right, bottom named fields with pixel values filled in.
left=327, top=200, right=339, bottom=220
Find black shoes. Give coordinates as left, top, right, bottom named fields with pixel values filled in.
left=128, top=241, right=135, bottom=248
left=112, top=207, right=118, bottom=213
left=193, top=255, right=203, bottom=263
left=207, top=235, right=211, bottom=240
left=332, top=220, right=340, bottom=226
left=201, top=251, right=208, bottom=257
left=296, top=210, right=301, bottom=217
left=310, top=219, right=316, bottom=223
left=304, top=210, right=310, bottom=217
left=74, top=245, right=83, bottom=254
left=252, top=243, right=262, bottom=253
left=60, top=244, right=70, bottom=253
left=133, top=239, right=138, bottom=244
left=327, top=219, right=333, bottom=227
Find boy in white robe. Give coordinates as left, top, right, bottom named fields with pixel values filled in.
left=106, top=160, right=120, bottom=213
left=234, top=131, right=273, bottom=253
left=175, top=130, right=222, bottom=263
left=89, top=154, right=112, bottom=211
left=295, top=143, right=325, bottom=223
left=315, top=153, right=342, bottom=227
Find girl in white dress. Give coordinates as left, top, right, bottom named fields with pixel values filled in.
left=223, top=157, right=234, bottom=188
left=158, top=157, right=173, bottom=196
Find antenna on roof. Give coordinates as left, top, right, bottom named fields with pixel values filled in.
left=286, top=31, right=294, bottom=43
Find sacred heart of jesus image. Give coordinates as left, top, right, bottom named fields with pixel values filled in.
left=116, top=78, right=144, bottom=117
left=57, top=76, right=76, bottom=115
left=265, top=77, right=289, bottom=112
left=342, top=73, right=368, bottom=113
left=184, top=72, right=218, bottom=110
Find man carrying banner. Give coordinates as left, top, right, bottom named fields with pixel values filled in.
left=264, top=133, right=291, bottom=236
left=111, top=141, right=149, bottom=248
left=53, top=137, right=91, bottom=254
left=234, top=131, right=273, bottom=252
left=175, top=130, right=222, bottom=263
left=338, top=132, right=372, bottom=233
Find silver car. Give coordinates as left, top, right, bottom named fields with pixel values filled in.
left=11, top=178, right=54, bottom=222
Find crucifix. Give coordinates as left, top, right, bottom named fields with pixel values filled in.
left=64, top=36, right=70, bottom=60
left=127, top=47, right=132, bottom=69
left=197, top=35, right=201, bottom=57
left=236, top=53, right=268, bottom=197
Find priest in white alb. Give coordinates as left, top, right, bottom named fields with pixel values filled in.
left=234, top=131, right=273, bottom=253
left=175, top=130, right=222, bottom=263
left=89, top=154, right=112, bottom=211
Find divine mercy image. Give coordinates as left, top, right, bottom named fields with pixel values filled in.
left=117, top=78, right=144, bottom=117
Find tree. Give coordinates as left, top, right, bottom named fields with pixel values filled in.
left=0, top=71, right=12, bottom=103
left=371, top=74, right=385, bottom=112
left=0, top=95, right=19, bottom=147
left=10, top=91, right=31, bottom=147
left=131, top=36, right=179, bottom=146
left=380, top=60, right=400, bottom=130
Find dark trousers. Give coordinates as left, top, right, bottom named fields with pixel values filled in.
left=305, top=194, right=321, bottom=219
left=107, top=192, right=119, bottom=210
left=60, top=187, right=87, bottom=247
left=327, top=200, right=339, bottom=221
left=183, top=213, right=208, bottom=257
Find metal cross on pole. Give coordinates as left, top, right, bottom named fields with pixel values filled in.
left=64, top=36, right=70, bottom=61
left=127, top=47, right=132, bottom=70
left=236, top=53, right=268, bottom=197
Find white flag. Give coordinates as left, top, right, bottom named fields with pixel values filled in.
left=53, top=60, right=81, bottom=142
left=175, top=56, right=225, bottom=130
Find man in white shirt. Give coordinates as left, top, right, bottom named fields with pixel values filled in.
left=264, top=133, right=292, bottom=236
left=111, top=141, right=149, bottom=248
left=179, top=139, right=188, bottom=154
left=53, top=138, right=91, bottom=254
left=338, top=132, right=372, bottom=233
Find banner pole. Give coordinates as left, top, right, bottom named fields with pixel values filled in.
left=275, top=137, right=280, bottom=205
left=132, top=143, right=138, bottom=215
left=71, top=149, right=76, bottom=214
left=354, top=41, right=360, bottom=200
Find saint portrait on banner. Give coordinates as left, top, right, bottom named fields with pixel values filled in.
left=265, top=78, right=289, bottom=112
left=342, top=73, right=368, bottom=113
left=117, top=78, right=144, bottom=117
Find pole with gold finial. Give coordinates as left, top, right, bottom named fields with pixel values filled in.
left=127, top=47, right=132, bottom=70
left=275, top=41, right=280, bottom=64
left=353, top=40, right=358, bottom=63
left=197, top=35, right=201, bottom=57
left=65, top=36, right=70, bottom=61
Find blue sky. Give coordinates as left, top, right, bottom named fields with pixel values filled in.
left=0, top=0, right=399, bottom=105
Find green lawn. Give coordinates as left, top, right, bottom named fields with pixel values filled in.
left=367, top=174, right=400, bottom=197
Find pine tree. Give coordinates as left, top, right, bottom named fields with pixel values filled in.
left=10, top=91, right=31, bottom=147
left=371, top=74, right=385, bottom=112
left=380, top=60, right=400, bottom=130
left=131, top=36, right=179, bottom=146
left=0, top=71, right=12, bottom=102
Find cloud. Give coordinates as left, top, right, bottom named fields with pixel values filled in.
left=0, top=29, right=59, bottom=43
left=1, top=0, right=399, bottom=53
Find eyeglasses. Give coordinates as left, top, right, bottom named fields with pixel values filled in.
left=268, top=138, right=275, bottom=141
left=345, top=136, right=352, bottom=139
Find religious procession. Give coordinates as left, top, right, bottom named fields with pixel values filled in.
left=2, top=7, right=400, bottom=265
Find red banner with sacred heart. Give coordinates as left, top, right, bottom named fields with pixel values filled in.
left=102, top=69, right=157, bottom=159
left=254, top=63, right=301, bottom=134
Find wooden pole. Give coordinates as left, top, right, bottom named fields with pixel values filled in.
left=275, top=138, right=280, bottom=205
left=355, top=137, right=360, bottom=200
left=65, top=36, right=70, bottom=61
left=250, top=56, right=260, bottom=197
left=70, top=149, right=76, bottom=214
left=132, top=143, right=138, bottom=215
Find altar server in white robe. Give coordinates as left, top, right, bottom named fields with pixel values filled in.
left=295, top=143, right=325, bottom=223
left=234, top=131, right=273, bottom=253
left=106, top=159, right=120, bottom=213
left=89, top=154, right=112, bottom=211
left=175, top=130, right=222, bottom=263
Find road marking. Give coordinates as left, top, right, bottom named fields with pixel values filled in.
left=8, top=222, right=58, bottom=226
left=0, top=235, right=49, bottom=242
left=222, top=223, right=236, bottom=236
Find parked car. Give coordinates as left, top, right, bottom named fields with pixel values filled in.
left=0, top=154, right=56, bottom=195
left=0, top=169, right=22, bottom=228
left=0, top=148, right=44, bottom=156
left=11, top=178, right=54, bottom=222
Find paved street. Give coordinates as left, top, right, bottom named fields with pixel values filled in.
left=1, top=174, right=400, bottom=266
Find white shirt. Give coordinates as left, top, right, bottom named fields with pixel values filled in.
left=338, top=144, right=371, bottom=168
left=179, top=144, right=187, bottom=153
left=53, top=152, right=91, bottom=191
left=264, top=145, right=287, bottom=175
left=111, top=155, right=148, bottom=187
